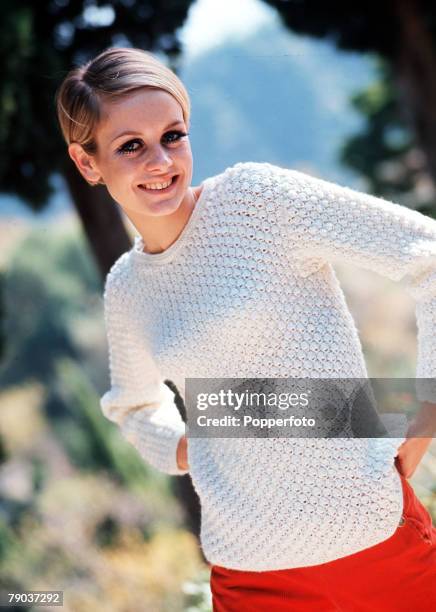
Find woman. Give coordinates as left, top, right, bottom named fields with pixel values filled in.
left=56, top=47, right=436, bottom=610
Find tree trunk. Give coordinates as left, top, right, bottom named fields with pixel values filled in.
left=391, top=0, right=436, bottom=185
left=62, top=157, right=132, bottom=278
left=165, top=379, right=205, bottom=560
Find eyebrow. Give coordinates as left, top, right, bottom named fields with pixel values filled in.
left=110, top=120, right=185, bottom=144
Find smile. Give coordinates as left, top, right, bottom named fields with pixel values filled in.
left=138, top=175, right=179, bottom=194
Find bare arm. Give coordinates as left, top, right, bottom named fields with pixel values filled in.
left=396, top=401, right=436, bottom=478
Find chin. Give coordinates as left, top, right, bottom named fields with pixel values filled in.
left=143, top=195, right=184, bottom=217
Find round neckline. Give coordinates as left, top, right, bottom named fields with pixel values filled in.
left=131, top=177, right=212, bottom=265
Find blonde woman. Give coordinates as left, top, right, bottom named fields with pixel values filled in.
left=56, top=47, right=436, bottom=611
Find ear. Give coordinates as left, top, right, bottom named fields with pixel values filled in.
left=68, top=143, right=102, bottom=185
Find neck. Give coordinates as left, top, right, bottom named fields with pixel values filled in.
left=127, top=187, right=199, bottom=254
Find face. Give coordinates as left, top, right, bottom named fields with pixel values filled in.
left=69, top=88, right=193, bottom=219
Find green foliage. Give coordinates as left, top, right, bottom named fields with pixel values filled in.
left=93, top=514, right=124, bottom=548
left=0, top=432, right=7, bottom=465
left=340, top=60, right=436, bottom=217
left=48, top=356, right=156, bottom=490
left=0, top=517, right=15, bottom=563
left=182, top=567, right=213, bottom=612
left=0, top=271, right=5, bottom=361
left=261, top=1, right=436, bottom=57
left=0, top=225, right=100, bottom=385
left=341, top=63, right=413, bottom=189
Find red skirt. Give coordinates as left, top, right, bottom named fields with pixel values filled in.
left=210, top=466, right=436, bottom=611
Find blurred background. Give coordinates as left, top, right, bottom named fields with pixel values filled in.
left=1, top=1, right=436, bottom=610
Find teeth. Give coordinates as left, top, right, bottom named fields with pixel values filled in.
left=143, top=178, right=173, bottom=190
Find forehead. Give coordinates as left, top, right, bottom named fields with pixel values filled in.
left=96, top=88, right=185, bottom=141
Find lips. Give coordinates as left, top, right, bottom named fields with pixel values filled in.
left=138, top=175, right=179, bottom=193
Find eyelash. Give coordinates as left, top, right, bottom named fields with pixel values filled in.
left=116, top=130, right=189, bottom=155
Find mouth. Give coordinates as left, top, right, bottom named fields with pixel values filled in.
left=138, top=175, right=179, bottom=194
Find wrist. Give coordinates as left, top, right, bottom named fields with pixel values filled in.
left=176, top=435, right=188, bottom=470
left=407, top=402, right=436, bottom=437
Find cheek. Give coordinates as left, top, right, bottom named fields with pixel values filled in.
left=175, top=144, right=193, bottom=174
left=102, top=161, right=136, bottom=202
left=106, top=158, right=138, bottom=186
left=174, top=138, right=192, bottom=159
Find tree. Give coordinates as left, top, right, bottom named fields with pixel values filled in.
left=261, top=0, right=436, bottom=200
left=339, top=60, right=436, bottom=218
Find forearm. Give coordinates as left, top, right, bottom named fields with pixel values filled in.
left=396, top=401, right=436, bottom=479
left=406, top=401, right=436, bottom=437
left=101, top=382, right=190, bottom=476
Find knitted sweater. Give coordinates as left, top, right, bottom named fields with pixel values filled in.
left=100, top=161, right=436, bottom=571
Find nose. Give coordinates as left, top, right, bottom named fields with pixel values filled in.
left=143, top=144, right=172, bottom=173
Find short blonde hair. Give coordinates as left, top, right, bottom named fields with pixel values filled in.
left=55, top=47, right=190, bottom=154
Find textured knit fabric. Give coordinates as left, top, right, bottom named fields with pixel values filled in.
left=210, top=468, right=436, bottom=611
left=100, top=161, right=436, bottom=571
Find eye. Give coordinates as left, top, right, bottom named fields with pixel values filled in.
left=117, top=139, right=142, bottom=155
left=162, top=130, right=189, bottom=144
left=115, top=130, right=188, bottom=156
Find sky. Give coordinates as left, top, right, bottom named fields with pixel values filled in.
left=179, top=0, right=278, bottom=58
left=179, top=0, right=375, bottom=115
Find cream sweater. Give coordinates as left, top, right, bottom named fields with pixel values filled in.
left=100, top=161, right=436, bottom=571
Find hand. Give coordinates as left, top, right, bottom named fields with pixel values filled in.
left=395, top=401, right=436, bottom=479
left=395, top=437, right=432, bottom=479
left=176, top=435, right=189, bottom=471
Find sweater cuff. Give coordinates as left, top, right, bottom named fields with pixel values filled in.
left=101, top=383, right=189, bottom=476
left=125, top=417, right=189, bottom=476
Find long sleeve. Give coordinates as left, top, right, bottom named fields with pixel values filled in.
left=261, top=162, right=436, bottom=403
left=99, top=267, right=188, bottom=476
